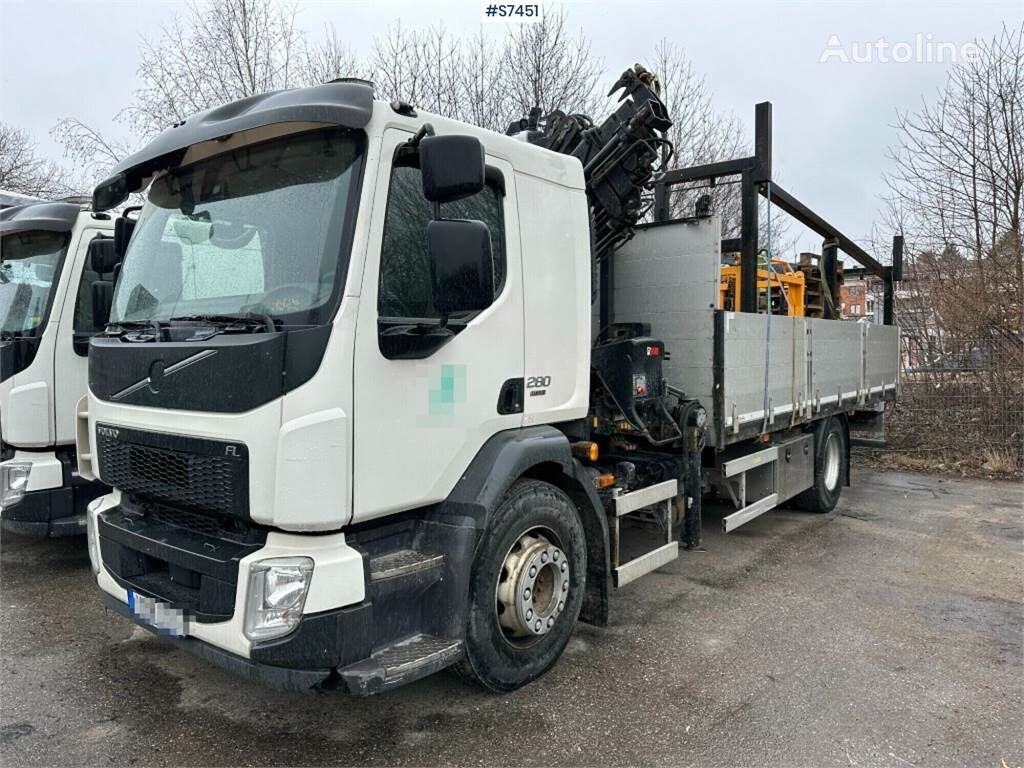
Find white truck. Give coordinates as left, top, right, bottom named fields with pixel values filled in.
left=79, top=72, right=900, bottom=694
left=1, top=201, right=117, bottom=535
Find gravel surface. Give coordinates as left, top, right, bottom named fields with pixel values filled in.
left=1, top=469, right=1021, bottom=767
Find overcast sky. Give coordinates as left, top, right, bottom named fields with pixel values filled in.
left=1, top=0, right=1018, bottom=257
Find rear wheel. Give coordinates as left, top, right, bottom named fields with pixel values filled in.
left=456, top=479, right=586, bottom=692
left=792, top=417, right=846, bottom=513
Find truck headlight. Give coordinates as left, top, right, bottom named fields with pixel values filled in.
left=243, top=557, right=313, bottom=641
left=0, top=462, right=32, bottom=510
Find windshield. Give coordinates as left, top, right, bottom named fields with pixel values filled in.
left=0, top=230, right=70, bottom=337
left=112, top=127, right=365, bottom=326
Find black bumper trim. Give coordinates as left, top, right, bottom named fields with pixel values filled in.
left=1, top=514, right=85, bottom=537
left=100, top=592, right=333, bottom=692
left=97, top=503, right=266, bottom=623
left=0, top=479, right=105, bottom=537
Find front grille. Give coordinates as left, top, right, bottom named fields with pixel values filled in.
left=95, top=424, right=248, bottom=520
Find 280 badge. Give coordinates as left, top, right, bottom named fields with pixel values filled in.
left=526, top=375, right=551, bottom=396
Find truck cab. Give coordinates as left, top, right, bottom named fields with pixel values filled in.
left=80, top=81, right=598, bottom=691
left=2, top=202, right=115, bottom=535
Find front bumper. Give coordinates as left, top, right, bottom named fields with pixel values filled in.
left=90, top=496, right=371, bottom=685
left=1, top=450, right=106, bottom=536
left=100, top=592, right=364, bottom=692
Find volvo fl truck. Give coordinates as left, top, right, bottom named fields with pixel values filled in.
left=79, top=71, right=900, bottom=693
left=1, top=201, right=116, bottom=535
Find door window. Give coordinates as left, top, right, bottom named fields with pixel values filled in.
left=73, top=235, right=106, bottom=335
left=378, top=162, right=506, bottom=320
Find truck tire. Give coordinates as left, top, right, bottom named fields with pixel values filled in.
left=456, top=479, right=587, bottom=692
left=792, top=417, right=846, bottom=513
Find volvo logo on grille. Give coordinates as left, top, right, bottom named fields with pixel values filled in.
left=111, top=350, right=218, bottom=401
left=97, top=426, right=120, bottom=439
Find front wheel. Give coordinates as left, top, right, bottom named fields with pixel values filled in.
left=456, top=479, right=587, bottom=692
left=792, top=417, right=847, bottom=513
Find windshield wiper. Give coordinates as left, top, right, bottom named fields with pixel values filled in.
left=167, top=312, right=277, bottom=336
left=106, top=319, right=160, bottom=332
left=104, top=320, right=164, bottom=343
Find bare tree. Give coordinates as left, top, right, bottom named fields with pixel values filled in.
left=370, top=23, right=437, bottom=114
left=126, top=0, right=301, bottom=140
left=53, top=0, right=304, bottom=188
left=652, top=40, right=745, bottom=176
left=0, top=123, right=76, bottom=199
left=370, top=24, right=470, bottom=121
left=371, top=9, right=603, bottom=132
left=500, top=8, right=604, bottom=121
left=299, top=25, right=365, bottom=86
left=646, top=39, right=793, bottom=251
left=50, top=118, right=134, bottom=190
left=459, top=29, right=509, bottom=132
left=881, top=23, right=1024, bottom=470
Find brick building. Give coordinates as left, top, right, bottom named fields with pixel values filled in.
left=840, top=277, right=879, bottom=321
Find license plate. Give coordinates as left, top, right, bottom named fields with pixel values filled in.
left=127, top=591, right=188, bottom=637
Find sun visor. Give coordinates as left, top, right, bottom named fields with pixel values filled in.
left=92, top=79, right=375, bottom=211
left=0, top=201, right=82, bottom=235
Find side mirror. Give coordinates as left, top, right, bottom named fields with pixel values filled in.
left=428, top=219, right=494, bottom=316
left=88, top=237, right=118, bottom=274
left=93, top=172, right=128, bottom=213
left=420, top=135, right=485, bottom=203
left=91, top=280, right=114, bottom=329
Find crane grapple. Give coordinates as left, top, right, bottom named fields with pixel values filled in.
left=506, top=65, right=673, bottom=262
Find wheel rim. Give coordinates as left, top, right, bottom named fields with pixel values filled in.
left=495, top=526, right=569, bottom=647
left=823, top=432, right=841, bottom=491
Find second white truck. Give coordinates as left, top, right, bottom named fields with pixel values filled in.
left=1, top=201, right=115, bottom=535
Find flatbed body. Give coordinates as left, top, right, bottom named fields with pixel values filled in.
left=613, top=217, right=898, bottom=448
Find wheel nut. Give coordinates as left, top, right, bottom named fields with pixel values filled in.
left=526, top=608, right=533, bottom=620
left=560, top=562, right=567, bottom=573
left=524, top=588, right=531, bottom=600
left=541, top=552, right=548, bottom=563
left=529, top=566, right=537, bottom=578
left=547, top=617, right=554, bottom=628
left=558, top=601, right=564, bottom=612
left=534, top=619, right=542, bottom=632
left=553, top=551, right=560, bottom=562
left=562, top=581, right=568, bottom=591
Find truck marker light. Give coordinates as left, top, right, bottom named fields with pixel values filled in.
left=571, top=441, right=599, bottom=462
left=595, top=473, right=616, bottom=489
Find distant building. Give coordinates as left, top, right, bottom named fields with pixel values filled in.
left=840, top=277, right=879, bottom=321
left=840, top=280, right=865, bottom=318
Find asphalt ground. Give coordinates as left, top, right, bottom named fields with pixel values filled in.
left=1, top=469, right=1021, bottom=767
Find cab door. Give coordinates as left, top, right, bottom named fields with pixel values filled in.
left=52, top=225, right=107, bottom=445
left=351, top=128, right=524, bottom=523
